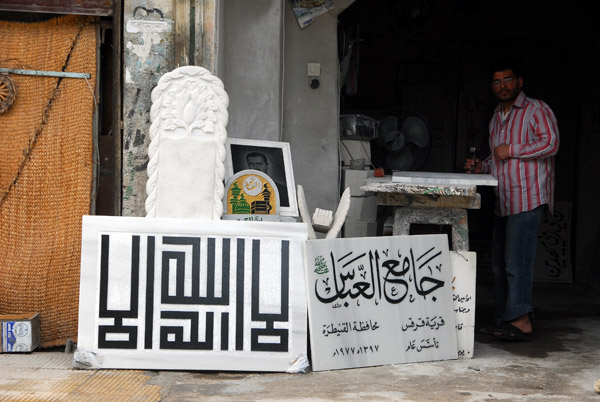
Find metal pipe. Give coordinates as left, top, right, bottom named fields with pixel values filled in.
left=0, top=68, right=90, bottom=79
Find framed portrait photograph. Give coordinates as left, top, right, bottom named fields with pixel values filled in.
left=226, top=138, right=298, bottom=217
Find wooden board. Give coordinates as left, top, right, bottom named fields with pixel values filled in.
left=0, top=0, right=114, bottom=16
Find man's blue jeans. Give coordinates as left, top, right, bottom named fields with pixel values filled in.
left=492, top=205, right=545, bottom=325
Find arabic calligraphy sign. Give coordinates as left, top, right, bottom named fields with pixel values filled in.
left=450, top=251, right=476, bottom=358
left=305, top=234, right=458, bottom=371
left=534, top=202, right=572, bottom=283
left=75, top=216, right=309, bottom=372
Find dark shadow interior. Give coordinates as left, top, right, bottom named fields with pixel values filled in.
left=337, top=0, right=600, bottom=331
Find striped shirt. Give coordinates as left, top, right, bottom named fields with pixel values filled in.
left=481, top=91, right=559, bottom=217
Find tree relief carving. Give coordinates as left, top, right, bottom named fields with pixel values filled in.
left=160, top=83, right=220, bottom=139
left=145, top=66, right=229, bottom=219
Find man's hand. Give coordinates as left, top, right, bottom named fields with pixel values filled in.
left=464, top=158, right=482, bottom=174
left=494, top=144, right=510, bottom=161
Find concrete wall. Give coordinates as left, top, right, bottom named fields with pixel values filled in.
left=220, top=0, right=284, bottom=142
left=282, top=2, right=342, bottom=214
left=221, top=0, right=351, bottom=214
left=122, top=0, right=175, bottom=216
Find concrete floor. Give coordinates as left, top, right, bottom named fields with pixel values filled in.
left=1, top=281, right=599, bottom=401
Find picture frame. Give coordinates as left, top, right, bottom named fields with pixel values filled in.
left=226, top=138, right=298, bottom=217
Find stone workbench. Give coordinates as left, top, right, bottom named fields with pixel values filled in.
left=361, top=172, right=497, bottom=251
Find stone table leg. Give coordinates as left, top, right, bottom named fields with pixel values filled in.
left=392, top=207, right=469, bottom=251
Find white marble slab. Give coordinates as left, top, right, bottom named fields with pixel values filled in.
left=76, top=216, right=308, bottom=373
left=146, top=66, right=229, bottom=220
left=450, top=251, right=476, bottom=359
left=392, top=171, right=497, bottom=186
left=305, top=234, right=458, bottom=371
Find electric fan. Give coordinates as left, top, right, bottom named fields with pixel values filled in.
left=378, top=115, right=431, bottom=171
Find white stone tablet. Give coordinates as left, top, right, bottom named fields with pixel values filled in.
left=146, top=66, right=229, bottom=220
left=392, top=171, right=497, bottom=186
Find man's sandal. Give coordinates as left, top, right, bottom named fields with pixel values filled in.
left=492, top=323, right=533, bottom=341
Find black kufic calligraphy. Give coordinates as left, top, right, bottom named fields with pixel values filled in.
left=97, top=233, right=292, bottom=354
left=314, top=246, right=447, bottom=307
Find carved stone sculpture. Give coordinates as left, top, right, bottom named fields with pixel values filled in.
left=297, top=185, right=351, bottom=239
left=145, top=66, right=229, bottom=219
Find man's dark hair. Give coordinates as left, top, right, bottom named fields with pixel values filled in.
left=246, top=152, right=267, bottom=163
left=489, top=57, right=523, bottom=79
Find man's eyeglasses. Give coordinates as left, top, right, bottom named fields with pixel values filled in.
left=492, top=76, right=516, bottom=87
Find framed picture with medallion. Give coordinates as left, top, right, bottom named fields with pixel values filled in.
left=226, top=138, right=298, bottom=217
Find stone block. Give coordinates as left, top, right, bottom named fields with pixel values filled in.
left=393, top=207, right=469, bottom=251
left=342, top=168, right=375, bottom=197
left=450, top=251, right=476, bottom=359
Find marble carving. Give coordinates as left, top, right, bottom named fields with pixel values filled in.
left=145, top=66, right=229, bottom=219
left=297, top=185, right=351, bottom=239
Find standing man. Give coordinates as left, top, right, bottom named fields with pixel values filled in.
left=465, top=59, right=559, bottom=340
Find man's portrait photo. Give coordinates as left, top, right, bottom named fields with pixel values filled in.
left=227, top=139, right=297, bottom=216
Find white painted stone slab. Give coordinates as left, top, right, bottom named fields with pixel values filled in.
left=145, top=66, right=229, bottom=220
left=450, top=251, right=476, bottom=359
left=392, top=171, right=497, bottom=186
left=75, top=216, right=308, bottom=372
left=305, top=235, right=458, bottom=371
left=342, top=168, right=375, bottom=197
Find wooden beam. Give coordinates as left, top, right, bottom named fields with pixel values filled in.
left=0, top=0, right=114, bottom=16
left=112, top=0, right=122, bottom=215
left=195, top=0, right=217, bottom=72
left=175, top=0, right=191, bottom=67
